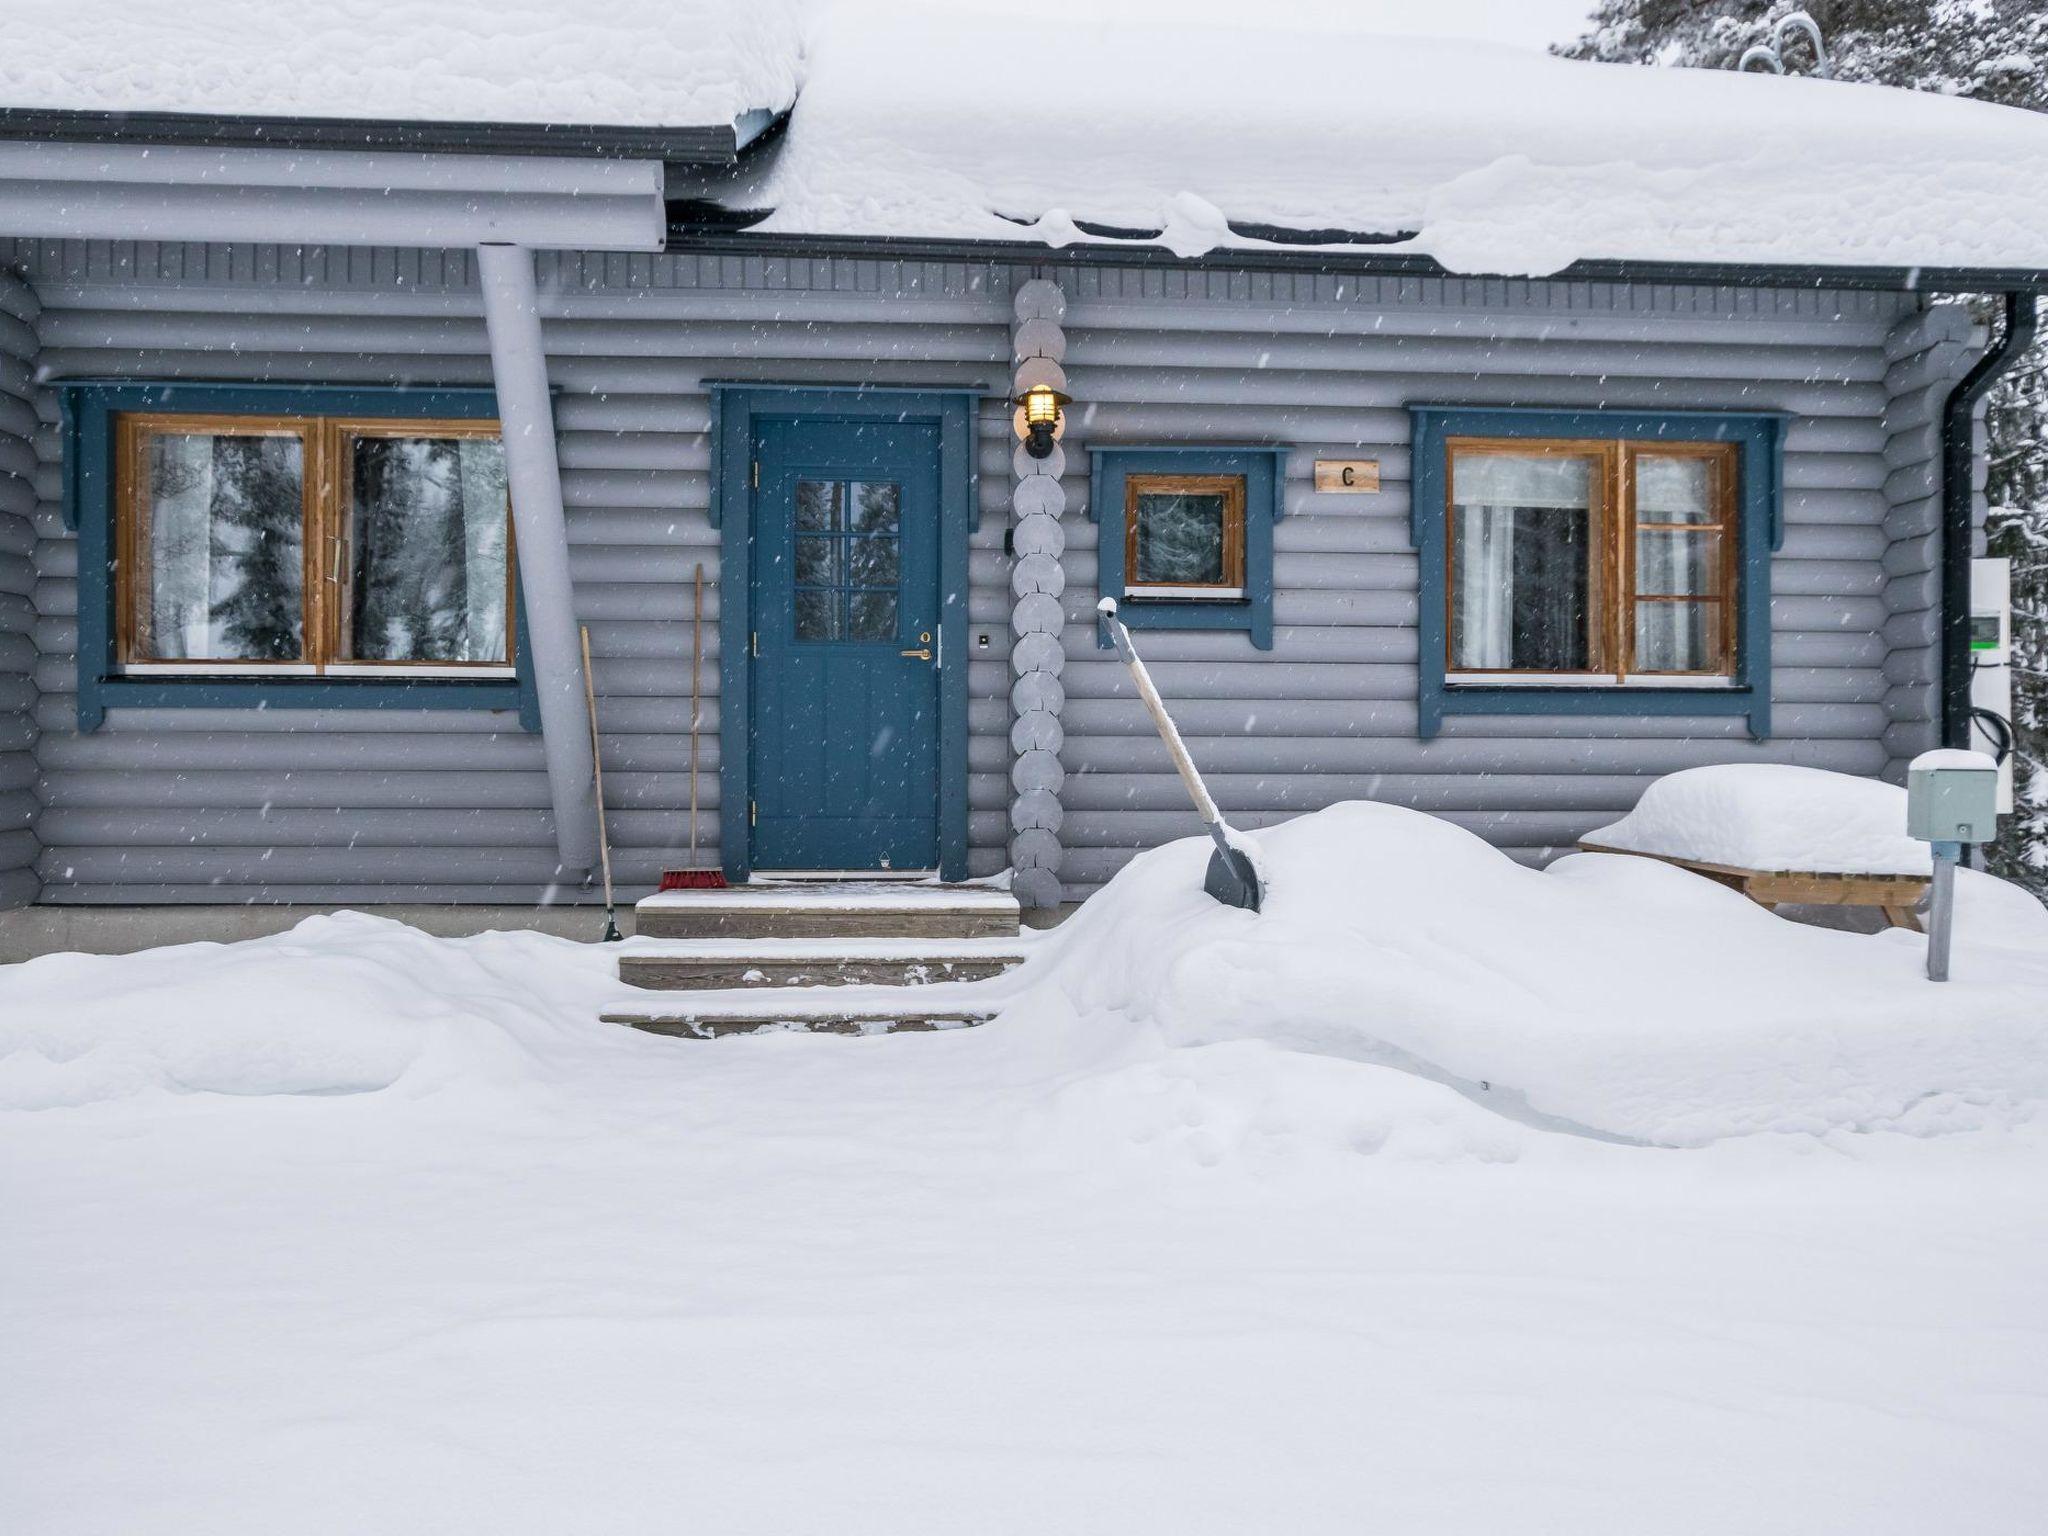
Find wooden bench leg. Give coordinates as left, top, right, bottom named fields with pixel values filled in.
left=1882, top=904, right=1923, bottom=933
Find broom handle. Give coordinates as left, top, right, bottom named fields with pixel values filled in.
left=690, top=564, right=702, bottom=857
left=579, top=624, right=616, bottom=914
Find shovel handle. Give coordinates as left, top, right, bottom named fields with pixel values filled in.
left=1099, top=599, right=1223, bottom=828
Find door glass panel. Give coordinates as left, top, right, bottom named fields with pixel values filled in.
left=794, top=590, right=840, bottom=642
left=796, top=479, right=841, bottom=531
left=1450, top=451, right=1597, bottom=671
left=1634, top=601, right=1719, bottom=671
left=794, top=535, right=839, bottom=587
left=136, top=430, right=306, bottom=662
left=343, top=435, right=510, bottom=664
left=849, top=481, right=900, bottom=533
left=848, top=592, right=898, bottom=640
left=1133, top=492, right=1227, bottom=585
left=792, top=476, right=902, bottom=644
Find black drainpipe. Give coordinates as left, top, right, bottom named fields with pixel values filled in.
left=1940, top=292, right=2038, bottom=748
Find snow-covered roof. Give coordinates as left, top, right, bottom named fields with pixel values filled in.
left=6, top=1, right=2048, bottom=278
left=721, top=3, right=2048, bottom=276
left=0, top=0, right=802, bottom=139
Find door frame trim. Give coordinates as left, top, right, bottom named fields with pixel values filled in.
left=711, top=385, right=981, bottom=884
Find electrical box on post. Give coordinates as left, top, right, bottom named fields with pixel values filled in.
left=1907, top=750, right=2000, bottom=844
left=1970, top=556, right=2013, bottom=814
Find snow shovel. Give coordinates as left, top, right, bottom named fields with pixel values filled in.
left=1097, top=598, right=1263, bottom=912
left=579, top=624, right=624, bottom=943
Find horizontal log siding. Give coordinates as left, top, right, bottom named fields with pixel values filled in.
left=3, top=241, right=1926, bottom=904
left=12, top=243, right=1013, bottom=903
left=0, top=270, right=38, bottom=906
left=1051, top=273, right=1918, bottom=892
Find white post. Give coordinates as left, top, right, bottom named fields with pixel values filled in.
left=477, top=242, right=600, bottom=875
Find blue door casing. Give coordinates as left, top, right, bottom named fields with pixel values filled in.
left=749, top=417, right=943, bottom=871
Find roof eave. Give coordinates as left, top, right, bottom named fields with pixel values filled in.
left=0, top=106, right=757, bottom=167
left=661, top=223, right=2048, bottom=294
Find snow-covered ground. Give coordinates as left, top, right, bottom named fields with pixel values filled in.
left=4, top=803, right=2047, bottom=1532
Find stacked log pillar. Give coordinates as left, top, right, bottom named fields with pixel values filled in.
left=1008, top=279, right=1068, bottom=910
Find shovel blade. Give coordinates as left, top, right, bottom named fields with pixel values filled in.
left=1204, top=843, right=1263, bottom=912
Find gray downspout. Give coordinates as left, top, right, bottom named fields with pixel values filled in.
left=476, top=242, right=601, bottom=875
left=1940, top=293, right=2038, bottom=749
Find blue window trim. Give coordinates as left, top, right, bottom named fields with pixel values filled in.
left=1408, top=405, right=1788, bottom=742
left=60, top=380, right=537, bottom=733
left=1087, top=445, right=1286, bottom=650
left=710, top=383, right=980, bottom=885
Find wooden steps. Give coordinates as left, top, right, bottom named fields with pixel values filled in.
left=605, top=881, right=1024, bottom=1037
left=634, top=881, right=1019, bottom=941
left=619, top=937, right=1029, bottom=992
left=600, top=1007, right=995, bottom=1039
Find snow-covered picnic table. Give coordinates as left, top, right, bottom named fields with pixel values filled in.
left=1579, top=764, right=1934, bottom=928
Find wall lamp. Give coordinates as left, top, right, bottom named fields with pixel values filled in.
left=1012, top=354, right=1070, bottom=460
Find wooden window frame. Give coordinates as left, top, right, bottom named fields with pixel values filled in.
left=1444, top=435, right=1738, bottom=684
left=115, top=411, right=517, bottom=679
left=1123, top=472, right=1247, bottom=600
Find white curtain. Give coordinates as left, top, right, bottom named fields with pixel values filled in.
left=1451, top=453, right=1591, bottom=670
left=1453, top=504, right=1514, bottom=668
left=146, top=433, right=217, bottom=659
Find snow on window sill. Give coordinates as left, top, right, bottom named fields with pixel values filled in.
left=1446, top=673, right=1741, bottom=690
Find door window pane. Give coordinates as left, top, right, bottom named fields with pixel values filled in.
left=1634, top=601, right=1719, bottom=672
left=794, top=590, right=840, bottom=641
left=792, top=477, right=901, bottom=644
left=1450, top=451, right=1596, bottom=671
left=136, top=431, right=305, bottom=661
left=848, top=592, right=898, bottom=640
left=344, top=436, right=510, bottom=664
left=1134, top=493, right=1228, bottom=585
left=849, top=482, right=900, bottom=533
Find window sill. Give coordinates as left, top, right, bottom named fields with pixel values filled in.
left=1422, top=678, right=1766, bottom=741
left=1124, top=587, right=1248, bottom=603
left=1446, top=674, right=1741, bottom=690
left=80, top=674, right=538, bottom=732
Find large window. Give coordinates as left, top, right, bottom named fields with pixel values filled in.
left=115, top=413, right=513, bottom=677
left=1447, top=438, right=1737, bottom=681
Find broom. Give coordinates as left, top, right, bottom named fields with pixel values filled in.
left=579, top=624, right=624, bottom=941
left=660, top=563, right=728, bottom=891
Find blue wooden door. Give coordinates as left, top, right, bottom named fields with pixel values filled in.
left=749, top=418, right=943, bottom=871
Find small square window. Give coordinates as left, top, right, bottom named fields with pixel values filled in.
left=1124, top=473, right=1246, bottom=600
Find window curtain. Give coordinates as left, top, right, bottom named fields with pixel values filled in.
left=1451, top=453, right=1592, bottom=670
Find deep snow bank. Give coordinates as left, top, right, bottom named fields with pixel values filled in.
left=1012, top=802, right=2048, bottom=1146
left=0, top=914, right=617, bottom=1110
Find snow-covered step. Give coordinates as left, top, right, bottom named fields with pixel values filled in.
left=619, top=935, right=1029, bottom=992
left=600, top=1006, right=995, bottom=1039
left=633, top=882, right=1020, bottom=942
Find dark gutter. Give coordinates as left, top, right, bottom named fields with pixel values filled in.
left=1940, top=292, right=2038, bottom=748
left=661, top=223, right=2048, bottom=295
left=0, top=106, right=756, bottom=166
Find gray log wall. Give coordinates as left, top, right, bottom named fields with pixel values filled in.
left=4, top=242, right=1014, bottom=904
left=0, top=271, right=37, bottom=905
left=1046, top=268, right=1928, bottom=893
left=0, top=241, right=1956, bottom=906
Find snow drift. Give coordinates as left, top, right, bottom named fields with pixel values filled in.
left=2, top=803, right=2043, bottom=1147
left=1011, top=802, right=2048, bottom=1147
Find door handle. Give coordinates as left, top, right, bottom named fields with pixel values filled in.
left=899, top=647, right=933, bottom=661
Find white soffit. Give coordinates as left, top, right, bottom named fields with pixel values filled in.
left=0, top=142, right=666, bottom=251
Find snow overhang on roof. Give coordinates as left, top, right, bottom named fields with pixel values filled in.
left=669, top=3, right=2048, bottom=286
left=0, top=0, right=801, bottom=167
